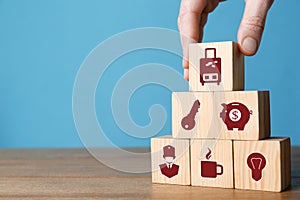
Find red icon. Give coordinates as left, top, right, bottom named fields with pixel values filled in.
left=201, top=148, right=223, bottom=178
left=247, top=152, right=266, bottom=181
left=159, top=145, right=179, bottom=178
left=200, top=48, right=221, bottom=85
left=181, top=100, right=201, bottom=130
left=220, top=102, right=253, bottom=131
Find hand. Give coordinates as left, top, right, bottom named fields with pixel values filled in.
left=178, top=0, right=274, bottom=80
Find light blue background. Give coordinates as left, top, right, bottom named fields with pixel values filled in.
left=0, top=0, right=299, bottom=148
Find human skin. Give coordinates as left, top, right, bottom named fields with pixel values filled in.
left=178, top=0, right=274, bottom=80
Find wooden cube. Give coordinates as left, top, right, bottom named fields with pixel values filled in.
left=190, top=139, right=234, bottom=188
left=151, top=136, right=190, bottom=185
left=172, top=92, right=219, bottom=139
left=172, top=91, right=270, bottom=140
left=189, top=41, right=244, bottom=92
left=234, top=137, right=291, bottom=192
left=215, top=90, right=270, bottom=140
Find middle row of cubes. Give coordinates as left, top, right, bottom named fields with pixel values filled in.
left=172, top=90, right=270, bottom=140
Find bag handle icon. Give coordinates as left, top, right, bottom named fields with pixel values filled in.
left=205, top=48, right=216, bottom=58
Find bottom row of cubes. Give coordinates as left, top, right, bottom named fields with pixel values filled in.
left=151, top=136, right=291, bottom=192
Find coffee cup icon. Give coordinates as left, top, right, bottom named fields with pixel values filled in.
left=201, top=161, right=223, bottom=178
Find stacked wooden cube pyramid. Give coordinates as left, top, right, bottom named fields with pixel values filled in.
left=151, top=41, right=291, bottom=192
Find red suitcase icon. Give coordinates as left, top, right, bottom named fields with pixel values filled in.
left=200, top=48, right=221, bottom=85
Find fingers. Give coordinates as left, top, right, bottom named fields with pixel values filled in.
left=183, top=12, right=208, bottom=81
left=178, top=0, right=220, bottom=80
left=178, top=0, right=206, bottom=71
left=238, top=0, right=274, bottom=56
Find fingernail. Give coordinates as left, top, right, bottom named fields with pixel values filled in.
left=242, top=37, right=257, bottom=54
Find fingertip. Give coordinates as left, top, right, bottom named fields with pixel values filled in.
left=182, top=59, right=189, bottom=69
left=239, top=37, right=258, bottom=56
left=237, top=0, right=274, bottom=56
left=184, top=69, right=189, bottom=81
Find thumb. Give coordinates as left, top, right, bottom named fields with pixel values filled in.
left=238, top=0, right=274, bottom=56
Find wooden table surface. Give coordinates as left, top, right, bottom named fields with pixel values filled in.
left=0, top=147, right=299, bottom=199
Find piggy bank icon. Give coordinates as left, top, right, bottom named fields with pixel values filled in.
left=220, top=102, right=253, bottom=131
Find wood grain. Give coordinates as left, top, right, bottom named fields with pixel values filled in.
left=0, top=147, right=299, bottom=199
left=234, top=138, right=291, bottom=192
left=190, top=139, right=234, bottom=188
left=172, top=92, right=215, bottom=139
left=214, top=90, right=270, bottom=140
left=189, top=41, right=244, bottom=92
left=151, top=136, right=190, bottom=185
left=172, top=91, right=270, bottom=140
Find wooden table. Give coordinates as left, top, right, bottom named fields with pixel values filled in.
left=0, top=148, right=299, bottom=199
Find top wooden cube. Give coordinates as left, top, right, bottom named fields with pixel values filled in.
left=189, top=41, right=244, bottom=91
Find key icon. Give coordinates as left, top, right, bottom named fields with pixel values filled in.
left=181, top=100, right=201, bottom=130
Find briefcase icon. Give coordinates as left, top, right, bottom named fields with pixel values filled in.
left=200, top=48, right=222, bottom=85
